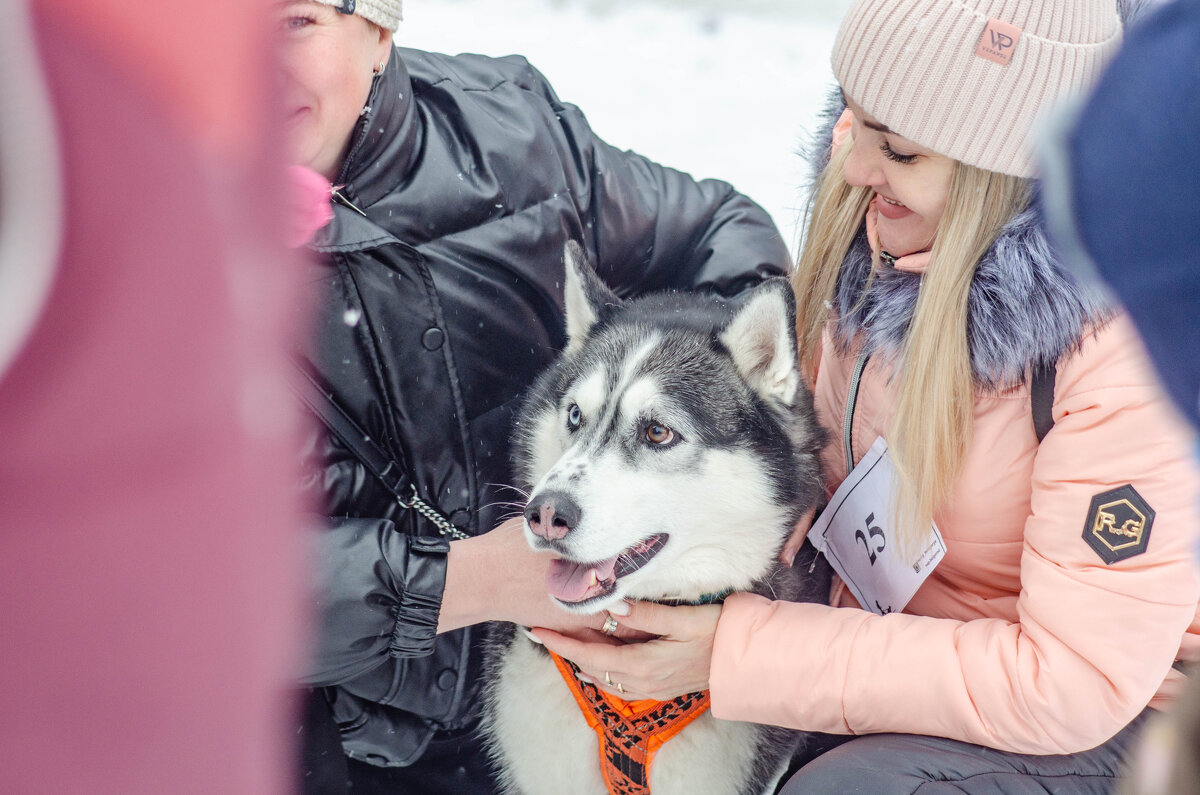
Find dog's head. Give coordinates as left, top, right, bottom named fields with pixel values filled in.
left=513, top=242, right=822, bottom=613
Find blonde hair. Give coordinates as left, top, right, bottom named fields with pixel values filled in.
left=794, top=137, right=1029, bottom=550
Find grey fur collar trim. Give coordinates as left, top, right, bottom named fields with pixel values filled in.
left=802, top=89, right=1112, bottom=391
left=832, top=218, right=1112, bottom=390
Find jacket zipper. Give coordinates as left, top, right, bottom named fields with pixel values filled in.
left=328, top=71, right=383, bottom=210
left=843, top=350, right=870, bottom=477
left=813, top=349, right=870, bottom=577
left=331, top=187, right=367, bottom=216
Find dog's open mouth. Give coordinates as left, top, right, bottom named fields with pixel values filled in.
left=546, top=533, right=669, bottom=605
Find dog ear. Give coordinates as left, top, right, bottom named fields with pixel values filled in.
left=562, top=241, right=619, bottom=355
left=720, top=278, right=801, bottom=406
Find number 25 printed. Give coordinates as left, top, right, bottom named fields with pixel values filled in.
left=854, top=513, right=886, bottom=565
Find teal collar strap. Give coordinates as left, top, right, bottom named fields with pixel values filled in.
left=653, top=588, right=733, bottom=607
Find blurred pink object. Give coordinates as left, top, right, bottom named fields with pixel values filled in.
left=0, top=1, right=307, bottom=793
left=287, top=165, right=334, bottom=247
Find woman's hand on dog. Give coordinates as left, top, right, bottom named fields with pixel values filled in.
left=531, top=601, right=721, bottom=701
left=439, top=517, right=650, bottom=642
left=780, top=506, right=817, bottom=567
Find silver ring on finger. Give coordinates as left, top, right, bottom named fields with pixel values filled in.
left=604, top=670, right=613, bottom=687
left=616, top=681, right=625, bottom=695
left=601, top=613, right=619, bottom=635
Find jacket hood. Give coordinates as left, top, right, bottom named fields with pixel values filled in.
left=800, top=89, right=1112, bottom=391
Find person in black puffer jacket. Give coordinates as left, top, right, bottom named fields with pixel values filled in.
left=277, top=2, right=792, bottom=792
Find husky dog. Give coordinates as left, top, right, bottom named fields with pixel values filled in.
left=481, top=242, right=829, bottom=795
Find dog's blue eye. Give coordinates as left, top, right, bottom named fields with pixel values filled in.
left=566, top=403, right=582, bottom=429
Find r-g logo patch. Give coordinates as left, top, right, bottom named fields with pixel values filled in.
left=1083, top=484, right=1155, bottom=564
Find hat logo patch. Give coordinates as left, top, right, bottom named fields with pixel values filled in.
left=975, top=19, right=1023, bottom=66
left=1083, top=485, right=1154, bottom=564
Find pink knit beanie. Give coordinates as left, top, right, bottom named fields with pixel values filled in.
left=832, top=0, right=1122, bottom=177
left=314, top=0, right=402, bottom=32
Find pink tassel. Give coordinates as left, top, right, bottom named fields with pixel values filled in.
left=285, top=165, right=334, bottom=247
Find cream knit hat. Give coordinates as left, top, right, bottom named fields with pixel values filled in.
left=832, top=0, right=1121, bottom=177
left=314, top=0, right=402, bottom=32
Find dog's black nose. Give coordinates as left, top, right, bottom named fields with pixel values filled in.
left=524, top=491, right=581, bottom=541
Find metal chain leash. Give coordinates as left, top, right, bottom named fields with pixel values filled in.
left=397, top=486, right=470, bottom=541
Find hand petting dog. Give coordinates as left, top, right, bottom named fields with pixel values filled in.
left=532, top=600, right=721, bottom=702
left=440, top=517, right=647, bottom=642
left=527, top=507, right=815, bottom=701
left=780, top=508, right=817, bottom=567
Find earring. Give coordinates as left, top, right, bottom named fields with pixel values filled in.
left=373, top=60, right=385, bottom=76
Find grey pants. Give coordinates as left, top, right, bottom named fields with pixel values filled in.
left=779, top=710, right=1150, bottom=794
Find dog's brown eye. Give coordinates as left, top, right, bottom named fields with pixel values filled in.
left=644, top=423, right=673, bottom=445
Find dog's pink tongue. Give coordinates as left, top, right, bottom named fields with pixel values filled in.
left=546, top=556, right=618, bottom=603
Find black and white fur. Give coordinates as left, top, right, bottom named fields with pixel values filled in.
left=480, top=242, right=830, bottom=795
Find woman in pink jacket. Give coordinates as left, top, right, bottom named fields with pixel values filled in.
left=536, top=0, right=1200, bottom=789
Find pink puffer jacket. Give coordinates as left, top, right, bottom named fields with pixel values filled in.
left=711, top=313, right=1199, bottom=754
left=708, top=114, right=1200, bottom=752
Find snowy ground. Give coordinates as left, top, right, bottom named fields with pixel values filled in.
left=398, top=0, right=854, bottom=249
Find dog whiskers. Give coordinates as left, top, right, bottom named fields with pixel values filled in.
left=487, top=482, right=532, bottom=500
left=481, top=499, right=528, bottom=513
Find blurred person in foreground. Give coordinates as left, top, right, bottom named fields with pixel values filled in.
left=276, top=1, right=793, bottom=792
left=1041, top=0, right=1200, bottom=434
left=0, top=0, right=304, bottom=792
left=535, top=0, right=1200, bottom=791
left=1039, top=0, right=1200, bottom=792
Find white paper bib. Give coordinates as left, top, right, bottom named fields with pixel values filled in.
left=810, top=437, right=945, bottom=615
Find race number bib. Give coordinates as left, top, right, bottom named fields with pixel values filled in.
left=810, top=437, right=945, bottom=615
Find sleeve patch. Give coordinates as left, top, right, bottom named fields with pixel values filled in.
left=1082, top=484, right=1155, bottom=564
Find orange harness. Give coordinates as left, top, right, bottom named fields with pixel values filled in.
left=549, top=651, right=711, bottom=795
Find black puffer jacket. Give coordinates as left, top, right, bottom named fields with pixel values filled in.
left=296, top=47, right=790, bottom=767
